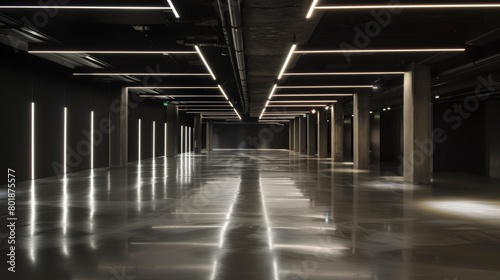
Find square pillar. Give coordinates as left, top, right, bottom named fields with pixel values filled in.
left=331, top=100, right=344, bottom=162
left=194, top=114, right=202, bottom=154
left=299, top=117, right=307, bottom=154
left=404, top=64, right=432, bottom=184
left=294, top=118, right=300, bottom=153
left=354, top=92, right=370, bottom=169
left=289, top=121, right=295, bottom=151
left=307, top=113, right=317, bottom=155
left=317, top=108, right=328, bottom=158
left=207, top=120, right=214, bottom=151
left=109, top=87, right=128, bottom=168
left=166, top=105, right=179, bottom=157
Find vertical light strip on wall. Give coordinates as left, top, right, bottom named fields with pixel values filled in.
left=164, top=123, right=167, bottom=156
left=138, top=119, right=142, bottom=163
left=181, top=125, right=184, bottom=154
left=188, top=127, right=192, bottom=153
left=64, top=107, right=67, bottom=174
left=153, top=121, right=156, bottom=158
left=91, top=111, right=94, bottom=169
left=31, top=102, right=35, bottom=180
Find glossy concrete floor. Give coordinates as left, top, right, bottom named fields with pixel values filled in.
left=3, top=149, right=500, bottom=280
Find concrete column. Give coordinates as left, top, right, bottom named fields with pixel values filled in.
left=317, top=108, right=328, bottom=158
left=404, top=64, right=432, bottom=184
left=289, top=121, right=295, bottom=151
left=299, top=117, right=307, bottom=154
left=307, top=113, right=317, bottom=156
left=109, top=87, right=128, bottom=168
left=371, top=111, right=381, bottom=164
left=331, top=100, right=344, bottom=162
left=194, top=114, right=202, bottom=154
left=166, top=105, right=179, bottom=157
left=207, top=120, right=214, bottom=151
left=354, top=92, right=370, bottom=169
left=294, top=118, right=300, bottom=153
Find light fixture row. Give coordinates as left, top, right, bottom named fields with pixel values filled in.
left=306, top=2, right=500, bottom=18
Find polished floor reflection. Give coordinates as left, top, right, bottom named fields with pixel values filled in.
left=4, top=150, right=500, bottom=280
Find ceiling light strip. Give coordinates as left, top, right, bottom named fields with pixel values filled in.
left=74, top=73, right=210, bottom=76
left=282, top=71, right=405, bottom=75
left=268, top=84, right=278, bottom=100
left=267, top=105, right=327, bottom=107
left=315, top=4, right=500, bottom=10
left=128, top=86, right=218, bottom=89
left=166, top=0, right=180, bottom=18
left=277, top=85, right=373, bottom=89
left=270, top=100, right=338, bottom=103
left=277, top=94, right=353, bottom=97
left=218, top=85, right=229, bottom=100
left=30, top=50, right=196, bottom=54
left=306, top=0, right=320, bottom=18
left=278, top=45, right=297, bottom=80
left=294, top=49, right=465, bottom=54
left=0, top=6, right=172, bottom=10
left=195, top=46, right=217, bottom=80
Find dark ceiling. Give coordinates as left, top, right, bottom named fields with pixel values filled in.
left=1, top=0, right=500, bottom=122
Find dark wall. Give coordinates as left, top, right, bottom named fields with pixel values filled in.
left=433, top=99, right=487, bottom=176
left=1, top=46, right=118, bottom=181
left=213, top=123, right=289, bottom=149
left=380, top=108, right=403, bottom=163
left=128, top=94, right=167, bottom=162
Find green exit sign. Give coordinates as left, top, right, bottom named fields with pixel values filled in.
left=163, top=101, right=168, bottom=107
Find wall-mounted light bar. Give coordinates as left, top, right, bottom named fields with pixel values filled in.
left=294, top=48, right=465, bottom=54
left=153, top=121, right=156, bottom=158
left=306, top=0, right=320, bottom=19
left=180, top=126, right=184, bottom=154
left=138, top=119, right=142, bottom=162
left=282, top=71, right=405, bottom=76
left=91, top=111, right=94, bottom=169
left=268, top=84, right=278, bottom=100
left=74, top=73, right=210, bottom=76
left=31, top=102, right=35, bottom=180
left=278, top=45, right=297, bottom=80
left=188, top=127, right=192, bottom=152
left=195, top=46, right=216, bottom=80
left=164, top=123, right=167, bottom=157
left=217, top=85, right=229, bottom=100
left=29, top=50, right=196, bottom=54
left=63, top=107, right=67, bottom=174
left=277, top=85, right=373, bottom=89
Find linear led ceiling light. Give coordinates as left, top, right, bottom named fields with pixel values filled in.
left=268, top=84, right=278, bottom=100
left=278, top=45, right=297, bottom=80
left=218, top=85, right=229, bottom=100
left=166, top=0, right=180, bottom=18
left=195, top=45, right=216, bottom=80
left=270, top=100, right=338, bottom=103
left=282, top=71, right=405, bottom=76
left=0, top=5, right=174, bottom=10
left=128, top=86, right=218, bottom=90
left=294, top=49, right=465, bottom=54
left=306, top=0, right=320, bottom=19
left=277, top=94, right=353, bottom=97
left=29, top=50, right=196, bottom=54
left=267, top=105, right=327, bottom=107
left=74, top=73, right=210, bottom=76
left=277, top=85, right=374, bottom=89
left=315, top=4, right=500, bottom=11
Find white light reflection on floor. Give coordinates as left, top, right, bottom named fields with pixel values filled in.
left=62, top=176, right=69, bottom=256
left=30, top=180, right=36, bottom=262
left=89, top=170, right=96, bottom=249
left=421, top=200, right=500, bottom=221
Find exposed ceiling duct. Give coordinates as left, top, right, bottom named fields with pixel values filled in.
left=227, top=0, right=249, bottom=114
